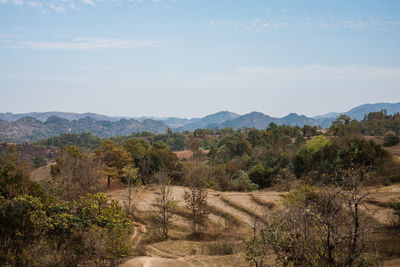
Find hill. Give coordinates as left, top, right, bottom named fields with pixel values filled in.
left=180, top=111, right=240, bottom=131
left=314, top=102, right=400, bottom=128
left=0, top=116, right=169, bottom=142
left=218, top=112, right=319, bottom=129
left=0, top=111, right=125, bottom=122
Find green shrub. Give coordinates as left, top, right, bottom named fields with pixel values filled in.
left=231, top=171, right=258, bottom=192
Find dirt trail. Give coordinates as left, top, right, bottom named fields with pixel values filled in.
left=131, top=222, right=147, bottom=247
left=120, top=256, right=191, bottom=267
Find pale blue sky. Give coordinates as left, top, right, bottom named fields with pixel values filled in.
left=1, top=0, right=400, bottom=118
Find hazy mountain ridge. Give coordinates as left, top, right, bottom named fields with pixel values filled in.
left=179, top=111, right=240, bottom=131
left=314, top=102, right=400, bottom=128
left=218, top=112, right=320, bottom=130
left=1, top=102, right=400, bottom=142
left=0, top=116, right=169, bottom=143
left=0, top=111, right=125, bottom=122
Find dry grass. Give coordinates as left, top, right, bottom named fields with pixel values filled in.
left=30, top=162, right=53, bottom=182
left=104, top=182, right=400, bottom=266
left=250, top=194, right=275, bottom=209
left=219, top=195, right=265, bottom=223
left=174, top=150, right=194, bottom=160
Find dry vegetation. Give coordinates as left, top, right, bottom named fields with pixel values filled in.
left=25, top=158, right=400, bottom=266
left=19, top=136, right=400, bottom=266
left=86, top=181, right=399, bottom=266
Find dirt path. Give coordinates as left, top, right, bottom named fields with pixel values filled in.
left=120, top=256, right=191, bottom=267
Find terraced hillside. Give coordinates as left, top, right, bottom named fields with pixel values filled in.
left=105, top=186, right=279, bottom=266
left=104, top=184, right=400, bottom=267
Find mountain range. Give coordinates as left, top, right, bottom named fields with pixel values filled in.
left=313, top=102, right=400, bottom=128
left=0, top=102, right=399, bottom=143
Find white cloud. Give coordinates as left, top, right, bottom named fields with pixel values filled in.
left=28, top=1, right=42, bottom=7
left=0, top=0, right=8, bottom=4
left=208, top=16, right=400, bottom=31
left=49, top=3, right=66, bottom=12
left=82, top=0, right=95, bottom=6
left=69, top=3, right=80, bottom=11
left=16, top=38, right=164, bottom=50
left=12, top=0, right=23, bottom=5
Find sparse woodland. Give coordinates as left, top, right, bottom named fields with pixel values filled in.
left=1, top=110, right=400, bottom=266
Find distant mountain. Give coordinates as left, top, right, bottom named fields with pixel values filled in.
left=0, top=116, right=169, bottom=143
left=2, top=102, right=399, bottom=142
left=281, top=113, right=320, bottom=127
left=346, top=103, right=400, bottom=120
left=313, top=112, right=341, bottom=120
left=314, top=102, right=400, bottom=128
left=163, top=117, right=194, bottom=128
left=218, top=112, right=277, bottom=129
left=218, top=112, right=319, bottom=129
left=181, top=111, right=240, bottom=131
left=0, top=112, right=124, bottom=122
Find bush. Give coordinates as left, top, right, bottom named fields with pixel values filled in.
left=231, top=171, right=258, bottom=192
left=32, top=156, right=47, bottom=169
left=384, top=132, right=399, bottom=147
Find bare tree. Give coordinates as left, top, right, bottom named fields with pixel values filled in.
left=183, top=160, right=210, bottom=237
left=139, top=155, right=152, bottom=185
left=153, top=169, right=176, bottom=239
left=122, top=164, right=140, bottom=211
left=244, top=217, right=269, bottom=267
left=245, top=168, right=374, bottom=267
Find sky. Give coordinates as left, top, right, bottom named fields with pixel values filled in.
left=0, top=0, right=400, bottom=119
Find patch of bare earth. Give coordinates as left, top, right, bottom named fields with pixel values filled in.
left=30, top=162, right=54, bottom=182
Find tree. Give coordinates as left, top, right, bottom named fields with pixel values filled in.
left=329, top=115, right=361, bottom=137
left=32, top=156, right=47, bottom=169
left=249, top=163, right=278, bottom=189
left=183, top=161, right=210, bottom=237
left=0, top=146, right=41, bottom=199
left=245, top=169, right=374, bottom=267
left=0, top=148, right=133, bottom=266
left=95, top=140, right=131, bottom=188
left=123, top=137, right=149, bottom=164
left=121, top=164, right=140, bottom=211
left=244, top=215, right=270, bottom=267
left=153, top=169, right=176, bottom=239
left=231, top=170, right=258, bottom=192
left=51, top=146, right=103, bottom=200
